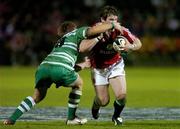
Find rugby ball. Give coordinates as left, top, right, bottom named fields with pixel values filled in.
left=113, top=36, right=126, bottom=52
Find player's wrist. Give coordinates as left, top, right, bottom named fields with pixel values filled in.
left=95, top=38, right=99, bottom=42
left=111, top=22, right=115, bottom=30
left=95, top=36, right=102, bottom=42
left=74, top=64, right=82, bottom=72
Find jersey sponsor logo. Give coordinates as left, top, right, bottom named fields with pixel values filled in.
left=99, top=50, right=115, bottom=54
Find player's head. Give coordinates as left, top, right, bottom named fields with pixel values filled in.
left=100, top=6, right=118, bottom=23
left=57, top=21, right=77, bottom=36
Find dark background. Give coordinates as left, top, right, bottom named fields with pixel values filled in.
left=0, top=0, right=179, bottom=66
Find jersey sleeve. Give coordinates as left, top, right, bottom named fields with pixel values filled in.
left=121, top=27, right=136, bottom=43
left=76, top=27, right=89, bottom=39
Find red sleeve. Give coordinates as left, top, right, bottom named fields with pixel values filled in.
left=121, top=27, right=136, bottom=43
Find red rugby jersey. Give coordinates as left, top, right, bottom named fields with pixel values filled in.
left=90, top=27, right=136, bottom=69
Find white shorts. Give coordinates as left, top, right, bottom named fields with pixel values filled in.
left=91, top=59, right=125, bottom=86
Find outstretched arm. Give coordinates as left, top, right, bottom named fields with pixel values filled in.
left=79, top=22, right=122, bottom=53
left=86, top=22, right=122, bottom=38
left=79, top=35, right=103, bottom=53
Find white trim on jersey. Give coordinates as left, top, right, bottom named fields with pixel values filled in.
left=83, top=28, right=88, bottom=38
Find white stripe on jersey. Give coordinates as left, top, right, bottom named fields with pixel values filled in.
left=52, top=52, right=75, bottom=64
left=48, top=54, right=74, bottom=66
left=64, top=42, right=77, bottom=47
left=61, top=45, right=77, bottom=51
left=41, top=61, right=74, bottom=71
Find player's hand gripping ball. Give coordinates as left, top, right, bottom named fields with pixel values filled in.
left=113, top=36, right=126, bottom=52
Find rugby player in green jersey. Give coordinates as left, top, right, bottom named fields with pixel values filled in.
left=3, top=21, right=123, bottom=125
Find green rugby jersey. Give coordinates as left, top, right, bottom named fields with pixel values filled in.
left=41, top=27, right=88, bottom=70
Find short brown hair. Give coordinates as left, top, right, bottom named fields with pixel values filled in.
left=57, top=21, right=77, bottom=36
left=100, top=6, right=118, bottom=20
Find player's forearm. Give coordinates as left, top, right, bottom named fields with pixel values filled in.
left=129, top=38, right=142, bottom=50
left=79, top=38, right=98, bottom=52
left=86, top=22, right=118, bottom=37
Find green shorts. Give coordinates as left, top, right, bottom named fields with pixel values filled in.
left=35, top=64, right=78, bottom=88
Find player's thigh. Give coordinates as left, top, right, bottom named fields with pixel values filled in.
left=109, top=75, right=127, bottom=98
left=50, top=66, right=78, bottom=87
left=35, top=64, right=53, bottom=89
left=69, top=74, right=83, bottom=90
left=91, top=68, right=109, bottom=86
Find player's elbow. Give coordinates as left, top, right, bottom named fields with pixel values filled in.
left=136, top=38, right=142, bottom=49
left=133, top=38, right=142, bottom=50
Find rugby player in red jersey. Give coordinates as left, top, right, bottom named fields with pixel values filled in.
left=80, top=6, right=142, bottom=125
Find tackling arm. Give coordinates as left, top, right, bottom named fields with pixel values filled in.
left=79, top=22, right=122, bottom=53
left=86, top=22, right=122, bottom=38
left=79, top=35, right=102, bottom=53
left=79, top=22, right=120, bottom=53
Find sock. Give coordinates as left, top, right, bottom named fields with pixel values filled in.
left=67, top=89, right=82, bottom=120
left=9, top=96, right=36, bottom=122
left=113, top=98, right=126, bottom=118
left=92, top=97, right=101, bottom=109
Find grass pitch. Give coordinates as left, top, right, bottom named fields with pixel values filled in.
left=0, top=66, right=180, bottom=128
left=1, top=120, right=180, bottom=129
left=0, top=66, right=180, bottom=108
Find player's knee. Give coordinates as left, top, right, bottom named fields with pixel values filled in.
left=116, top=93, right=126, bottom=100
left=76, top=81, right=83, bottom=90
left=73, top=76, right=83, bottom=89
left=99, top=97, right=110, bottom=106
left=32, top=95, right=43, bottom=103
left=33, top=88, right=47, bottom=103
left=101, top=99, right=110, bottom=107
